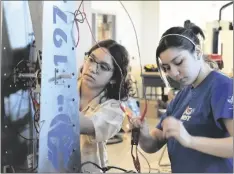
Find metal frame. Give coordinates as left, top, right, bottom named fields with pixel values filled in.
left=0, top=0, right=2, bottom=124
left=38, top=1, right=80, bottom=172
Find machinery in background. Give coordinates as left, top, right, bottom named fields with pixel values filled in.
left=203, top=1, right=233, bottom=75
left=1, top=1, right=81, bottom=173
left=1, top=1, right=41, bottom=173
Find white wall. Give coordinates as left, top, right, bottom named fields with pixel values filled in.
left=141, top=1, right=160, bottom=65
left=158, top=1, right=233, bottom=37
left=91, top=1, right=147, bottom=97
left=82, top=1, right=233, bottom=97
left=158, top=1, right=233, bottom=75
left=91, top=1, right=143, bottom=71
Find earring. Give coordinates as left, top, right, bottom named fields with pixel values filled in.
left=110, top=81, right=115, bottom=88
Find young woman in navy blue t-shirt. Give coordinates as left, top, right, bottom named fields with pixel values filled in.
left=131, top=24, right=233, bottom=173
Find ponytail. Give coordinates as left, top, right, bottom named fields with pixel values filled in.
left=184, top=20, right=220, bottom=70
left=184, top=20, right=205, bottom=40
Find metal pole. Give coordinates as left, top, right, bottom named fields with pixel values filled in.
left=0, top=0, right=2, bottom=120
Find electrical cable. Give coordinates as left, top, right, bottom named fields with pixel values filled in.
left=68, top=4, right=135, bottom=173
left=116, top=1, right=152, bottom=173
left=65, top=0, right=85, bottom=48
left=33, top=110, right=40, bottom=134
left=81, top=3, right=124, bottom=103
left=80, top=161, right=136, bottom=173
left=70, top=1, right=151, bottom=173
left=138, top=149, right=151, bottom=173
left=118, top=1, right=143, bottom=76
left=4, top=67, right=41, bottom=141
left=11, top=162, right=38, bottom=173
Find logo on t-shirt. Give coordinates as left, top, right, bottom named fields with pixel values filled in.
left=180, top=106, right=194, bottom=122
left=227, top=95, right=233, bottom=110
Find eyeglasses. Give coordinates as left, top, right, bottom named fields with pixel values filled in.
left=85, top=54, right=114, bottom=72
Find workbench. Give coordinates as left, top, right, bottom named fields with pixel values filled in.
left=141, top=72, right=180, bottom=100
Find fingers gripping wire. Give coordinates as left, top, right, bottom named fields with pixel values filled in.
left=118, top=1, right=152, bottom=173
left=70, top=1, right=151, bottom=173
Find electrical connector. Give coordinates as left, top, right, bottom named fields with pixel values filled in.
left=131, top=128, right=140, bottom=146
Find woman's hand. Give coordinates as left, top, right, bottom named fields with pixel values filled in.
left=129, top=117, right=149, bottom=134
left=162, top=116, right=193, bottom=148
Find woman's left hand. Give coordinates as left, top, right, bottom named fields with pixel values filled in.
left=162, top=116, right=193, bottom=148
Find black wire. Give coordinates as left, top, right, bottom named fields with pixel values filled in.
left=80, top=161, right=136, bottom=173
left=12, top=162, right=38, bottom=172
left=80, top=161, right=104, bottom=171
left=137, top=147, right=151, bottom=173
left=64, top=0, right=86, bottom=48
left=33, top=109, right=40, bottom=134
left=73, top=0, right=85, bottom=23
left=4, top=88, right=39, bottom=141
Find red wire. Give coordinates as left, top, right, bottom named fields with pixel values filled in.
left=74, top=18, right=80, bottom=47
left=120, top=100, right=148, bottom=122
left=81, top=2, right=148, bottom=173
left=81, top=0, right=148, bottom=122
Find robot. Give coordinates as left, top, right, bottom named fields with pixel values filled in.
left=1, top=1, right=81, bottom=172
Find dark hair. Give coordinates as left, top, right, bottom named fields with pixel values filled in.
left=156, top=21, right=205, bottom=59
left=84, top=39, right=131, bottom=101
left=156, top=20, right=218, bottom=69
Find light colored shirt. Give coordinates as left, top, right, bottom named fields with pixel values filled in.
left=78, top=80, right=125, bottom=173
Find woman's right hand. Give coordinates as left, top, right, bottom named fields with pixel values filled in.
left=129, top=117, right=149, bottom=134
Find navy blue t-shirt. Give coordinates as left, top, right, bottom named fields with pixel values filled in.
left=157, top=71, right=233, bottom=173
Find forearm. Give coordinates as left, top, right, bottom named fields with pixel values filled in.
left=79, top=114, right=95, bottom=136
left=189, top=136, right=233, bottom=158
left=139, top=127, right=166, bottom=153
left=139, top=132, right=159, bottom=153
